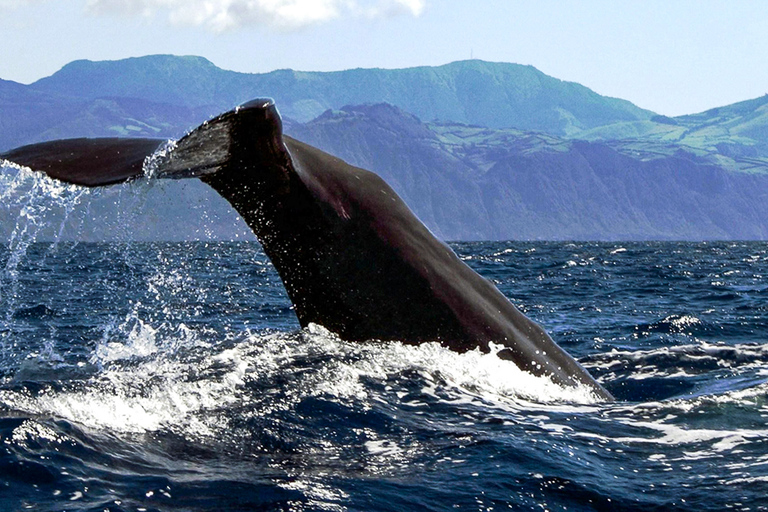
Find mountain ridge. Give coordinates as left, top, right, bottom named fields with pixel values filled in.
left=26, top=55, right=655, bottom=136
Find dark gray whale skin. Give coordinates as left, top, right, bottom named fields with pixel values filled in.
left=1, top=99, right=613, bottom=400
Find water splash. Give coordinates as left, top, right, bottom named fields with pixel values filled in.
left=1, top=165, right=86, bottom=305
left=0, top=316, right=604, bottom=444
left=1, top=166, right=89, bottom=368
left=0, top=160, right=166, bottom=372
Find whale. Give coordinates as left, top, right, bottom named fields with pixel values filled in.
left=1, top=99, right=613, bottom=400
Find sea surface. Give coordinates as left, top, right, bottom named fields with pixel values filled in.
left=1, top=169, right=768, bottom=511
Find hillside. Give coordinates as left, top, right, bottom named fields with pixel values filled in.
left=26, top=55, right=653, bottom=136
left=581, top=95, right=768, bottom=171
left=3, top=102, right=768, bottom=241
left=289, top=104, right=768, bottom=240
left=0, top=79, right=88, bottom=150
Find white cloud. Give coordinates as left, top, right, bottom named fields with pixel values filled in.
left=0, top=0, right=36, bottom=9
left=360, top=0, right=424, bottom=18
left=85, top=0, right=426, bottom=31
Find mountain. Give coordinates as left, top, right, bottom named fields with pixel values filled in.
left=31, top=55, right=230, bottom=109
left=3, top=55, right=768, bottom=241
left=27, top=55, right=654, bottom=136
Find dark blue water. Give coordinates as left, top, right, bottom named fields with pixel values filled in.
left=2, top=174, right=768, bottom=511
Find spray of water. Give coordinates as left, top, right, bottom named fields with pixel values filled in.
left=1, top=165, right=85, bottom=303
left=0, top=159, right=162, bottom=367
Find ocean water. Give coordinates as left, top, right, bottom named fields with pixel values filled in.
left=1, top=169, right=768, bottom=511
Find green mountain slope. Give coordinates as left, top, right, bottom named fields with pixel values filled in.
left=580, top=95, right=768, bottom=171
left=29, top=55, right=654, bottom=136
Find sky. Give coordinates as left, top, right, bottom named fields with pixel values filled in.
left=2, top=0, right=767, bottom=116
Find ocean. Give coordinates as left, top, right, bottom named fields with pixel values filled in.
left=1, top=169, right=768, bottom=511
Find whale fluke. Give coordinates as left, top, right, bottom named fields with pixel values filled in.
left=1, top=99, right=613, bottom=400
left=1, top=138, right=163, bottom=187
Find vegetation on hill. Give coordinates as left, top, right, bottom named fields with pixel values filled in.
left=29, top=55, right=654, bottom=135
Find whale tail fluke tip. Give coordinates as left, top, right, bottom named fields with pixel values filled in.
left=240, top=98, right=275, bottom=110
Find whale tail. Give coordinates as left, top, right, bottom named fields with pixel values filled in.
left=1, top=98, right=614, bottom=401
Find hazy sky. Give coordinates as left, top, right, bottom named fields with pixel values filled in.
left=2, top=0, right=766, bottom=116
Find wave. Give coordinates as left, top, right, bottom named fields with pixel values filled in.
left=1, top=315, right=606, bottom=441
left=583, top=339, right=768, bottom=401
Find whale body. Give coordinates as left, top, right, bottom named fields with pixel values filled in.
left=1, top=99, right=613, bottom=400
